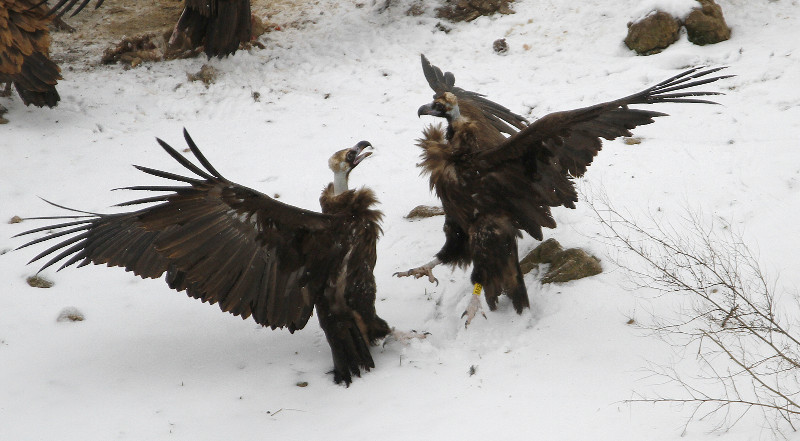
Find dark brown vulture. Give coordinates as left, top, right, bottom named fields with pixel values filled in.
left=0, top=0, right=61, bottom=107
left=396, top=54, right=731, bottom=325
left=16, top=129, right=390, bottom=385
left=44, top=0, right=251, bottom=58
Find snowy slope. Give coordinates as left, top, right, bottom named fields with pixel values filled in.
left=2, top=0, right=799, bottom=439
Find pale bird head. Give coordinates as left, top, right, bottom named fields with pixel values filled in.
left=328, top=141, right=374, bottom=176
left=417, top=92, right=461, bottom=121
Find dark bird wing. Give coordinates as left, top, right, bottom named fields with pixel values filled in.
left=174, top=0, right=252, bottom=58
left=478, top=67, right=732, bottom=176
left=15, top=129, right=336, bottom=331
left=421, top=54, right=528, bottom=136
left=468, top=67, right=731, bottom=239
left=40, top=0, right=105, bottom=17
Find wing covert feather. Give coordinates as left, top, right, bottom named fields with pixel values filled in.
left=15, top=132, right=336, bottom=331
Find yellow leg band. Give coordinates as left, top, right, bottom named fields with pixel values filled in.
left=472, top=283, right=482, bottom=296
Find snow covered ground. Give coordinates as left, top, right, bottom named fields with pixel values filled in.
left=2, top=0, right=799, bottom=439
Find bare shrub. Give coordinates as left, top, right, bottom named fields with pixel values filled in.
left=585, top=190, right=800, bottom=436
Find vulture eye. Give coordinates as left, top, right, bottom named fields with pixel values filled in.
left=433, top=102, right=446, bottom=113
left=346, top=151, right=356, bottom=161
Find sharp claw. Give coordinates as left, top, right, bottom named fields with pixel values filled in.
left=462, top=294, right=485, bottom=328
left=394, top=266, right=438, bottom=285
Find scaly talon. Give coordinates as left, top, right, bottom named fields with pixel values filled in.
left=393, top=265, right=439, bottom=285
left=461, top=284, right=487, bottom=328
left=382, top=328, right=430, bottom=346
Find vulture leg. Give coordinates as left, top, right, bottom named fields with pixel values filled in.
left=383, top=329, right=430, bottom=345
left=469, top=215, right=530, bottom=314
left=1, top=83, right=12, bottom=97
left=315, top=299, right=375, bottom=386
left=394, top=215, right=470, bottom=285
left=461, top=283, right=488, bottom=327
left=393, top=257, right=440, bottom=284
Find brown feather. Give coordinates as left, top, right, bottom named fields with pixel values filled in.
left=15, top=131, right=386, bottom=386
left=0, top=0, right=61, bottom=107
left=415, top=56, right=730, bottom=314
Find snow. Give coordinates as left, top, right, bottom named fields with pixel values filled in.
left=2, top=0, right=800, bottom=439
left=630, top=0, right=701, bottom=23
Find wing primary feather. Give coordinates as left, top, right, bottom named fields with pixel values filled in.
left=653, top=77, right=732, bottom=95
left=114, top=195, right=172, bottom=207
left=421, top=54, right=445, bottom=93
left=653, top=67, right=729, bottom=89
left=654, top=98, right=723, bottom=105
left=183, top=129, right=225, bottom=179
left=132, top=165, right=205, bottom=185
left=26, top=232, right=90, bottom=268
left=39, top=0, right=72, bottom=17
left=14, top=219, right=94, bottom=238
left=16, top=224, right=92, bottom=250
left=117, top=185, right=194, bottom=193
left=155, top=138, right=216, bottom=181
left=69, top=0, right=93, bottom=16
left=38, top=198, right=101, bottom=215
left=649, top=66, right=705, bottom=88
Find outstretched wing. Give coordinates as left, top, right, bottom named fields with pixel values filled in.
left=470, top=67, right=732, bottom=239
left=480, top=66, right=732, bottom=176
left=15, top=129, right=335, bottom=331
left=421, top=54, right=528, bottom=136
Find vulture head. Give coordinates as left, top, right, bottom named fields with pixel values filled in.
left=329, top=141, right=373, bottom=195
left=418, top=92, right=461, bottom=122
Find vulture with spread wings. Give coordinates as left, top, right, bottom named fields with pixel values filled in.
left=16, top=129, right=389, bottom=385
left=0, top=0, right=61, bottom=107
left=45, top=0, right=251, bottom=58
left=396, top=55, right=731, bottom=325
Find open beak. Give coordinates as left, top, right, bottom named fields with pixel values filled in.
left=350, top=141, right=373, bottom=167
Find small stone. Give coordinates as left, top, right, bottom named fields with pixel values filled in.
left=405, top=205, right=445, bottom=219
left=435, top=22, right=452, bottom=34
left=250, top=14, right=267, bottom=39
left=493, top=38, right=509, bottom=54
left=405, top=1, right=425, bottom=16
left=296, top=381, right=309, bottom=387
left=9, top=215, right=22, bottom=224
left=623, top=137, right=642, bottom=145
left=624, top=11, right=681, bottom=55
left=187, top=64, right=218, bottom=88
left=684, top=0, right=731, bottom=46
left=541, top=248, right=602, bottom=284
left=26, top=275, right=54, bottom=288
left=57, top=307, right=85, bottom=322
left=436, top=0, right=516, bottom=23
left=521, top=240, right=603, bottom=283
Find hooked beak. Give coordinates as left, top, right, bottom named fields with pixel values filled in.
left=417, top=102, right=444, bottom=118
left=350, top=141, right=373, bottom=167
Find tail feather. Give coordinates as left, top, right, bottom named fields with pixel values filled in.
left=173, top=0, right=252, bottom=58
left=317, top=308, right=375, bottom=386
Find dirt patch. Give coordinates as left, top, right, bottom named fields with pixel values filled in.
left=48, top=0, right=309, bottom=67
